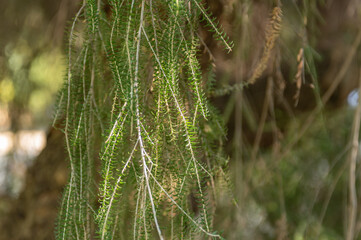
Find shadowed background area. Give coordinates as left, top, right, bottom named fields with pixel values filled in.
left=0, top=0, right=79, bottom=239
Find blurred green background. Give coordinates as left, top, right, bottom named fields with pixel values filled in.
left=0, top=0, right=361, bottom=240
left=0, top=0, right=79, bottom=196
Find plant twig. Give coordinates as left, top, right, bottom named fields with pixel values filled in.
left=346, top=68, right=361, bottom=240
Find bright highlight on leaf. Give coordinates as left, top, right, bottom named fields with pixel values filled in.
left=0, top=77, right=15, bottom=103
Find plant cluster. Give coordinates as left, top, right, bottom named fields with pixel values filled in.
left=55, top=0, right=232, bottom=239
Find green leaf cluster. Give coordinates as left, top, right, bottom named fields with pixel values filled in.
left=55, top=0, right=231, bottom=239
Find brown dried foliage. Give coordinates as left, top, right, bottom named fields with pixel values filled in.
left=248, top=6, right=282, bottom=84
left=293, top=48, right=304, bottom=106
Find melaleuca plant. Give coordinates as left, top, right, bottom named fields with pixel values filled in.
left=55, top=0, right=232, bottom=239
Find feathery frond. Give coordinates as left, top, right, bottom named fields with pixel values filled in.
left=55, top=0, right=231, bottom=239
